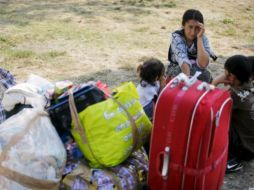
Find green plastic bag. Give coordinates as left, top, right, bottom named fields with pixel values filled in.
left=70, top=82, right=152, bottom=168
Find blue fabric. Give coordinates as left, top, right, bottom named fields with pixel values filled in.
left=143, top=101, right=153, bottom=120
left=0, top=68, right=16, bottom=124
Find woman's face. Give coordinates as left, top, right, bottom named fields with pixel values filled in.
left=183, top=19, right=200, bottom=42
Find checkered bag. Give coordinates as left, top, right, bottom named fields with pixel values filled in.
left=0, top=68, right=15, bottom=124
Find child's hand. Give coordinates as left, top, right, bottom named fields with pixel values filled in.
left=159, top=76, right=166, bottom=90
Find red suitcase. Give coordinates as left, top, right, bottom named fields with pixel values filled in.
left=148, top=73, right=232, bottom=190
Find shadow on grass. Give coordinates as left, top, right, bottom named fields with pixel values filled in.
left=68, top=68, right=139, bottom=88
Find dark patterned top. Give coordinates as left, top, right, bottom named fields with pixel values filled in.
left=230, top=82, right=254, bottom=153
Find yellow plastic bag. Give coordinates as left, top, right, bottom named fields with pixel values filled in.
left=70, top=82, right=152, bottom=168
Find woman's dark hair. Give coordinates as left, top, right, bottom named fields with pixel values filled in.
left=182, top=9, right=204, bottom=26
left=137, top=58, right=165, bottom=84
left=224, top=55, right=251, bottom=84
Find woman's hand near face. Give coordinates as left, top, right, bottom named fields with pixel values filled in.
left=197, top=22, right=205, bottom=38
left=196, top=21, right=209, bottom=69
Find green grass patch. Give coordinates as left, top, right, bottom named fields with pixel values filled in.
left=222, top=18, right=234, bottom=24
left=41, top=51, right=66, bottom=59
left=154, top=2, right=176, bottom=8
left=133, top=27, right=150, bottom=33
left=0, top=36, right=13, bottom=46
left=0, top=35, right=17, bottom=49
left=5, top=49, right=35, bottom=59
left=224, top=28, right=236, bottom=36
left=47, top=51, right=66, bottom=58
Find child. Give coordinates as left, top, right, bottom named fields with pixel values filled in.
left=247, top=56, right=254, bottom=80
left=212, top=55, right=254, bottom=173
left=137, top=58, right=165, bottom=120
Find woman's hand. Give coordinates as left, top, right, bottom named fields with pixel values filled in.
left=197, top=22, right=205, bottom=38
left=196, top=22, right=209, bottom=69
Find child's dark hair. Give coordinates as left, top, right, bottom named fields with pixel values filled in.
left=137, top=58, right=165, bottom=85
left=247, top=56, right=254, bottom=77
left=224, top=55, right=251, bottom=84
left=182, top=9, right=204, bottom=26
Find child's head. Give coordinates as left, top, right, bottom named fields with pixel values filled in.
left=137, top=58, right=165, bottom=84
left=247, top=56, right=254, bottom=79
left=224, top=55, right=251, bottom=86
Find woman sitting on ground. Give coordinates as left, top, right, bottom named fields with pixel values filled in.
left=212, top=55, right=254, bottom=173
left=166, top=9, right=217, bottom=83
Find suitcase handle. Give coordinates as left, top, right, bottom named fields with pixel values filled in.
left=161, top=146, right=170, bottom=180
left=170, top=72, right=201, bottom=90
left=197, top=82, right=215, bottom=91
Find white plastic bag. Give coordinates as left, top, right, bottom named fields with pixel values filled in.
left=0, top=76, right=66, bottom=189
left=2, top=83, right=47, bottom=111
left=0, top=107, right=66, bottom=190
left=26, top=74, right=54, bottom=95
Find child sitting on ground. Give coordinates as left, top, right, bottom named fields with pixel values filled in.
left=137, top=58, right=166, bottom=120
left=248, top=56, right=254, bottom=80
left=212, top=55, right=254, bottom=173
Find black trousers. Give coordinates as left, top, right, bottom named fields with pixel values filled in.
left=228, top=124, right=254, bottom=161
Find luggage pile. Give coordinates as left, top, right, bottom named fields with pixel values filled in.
left=0, top=71, right=152, bottom=190
left=0, top=68, right=233, bottom=190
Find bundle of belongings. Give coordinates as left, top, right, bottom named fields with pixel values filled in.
left=0, top=69, right=152, bottom=190
left=0, top=73, right=66, bottom=190
left=61, top=148, right=148, bottom=190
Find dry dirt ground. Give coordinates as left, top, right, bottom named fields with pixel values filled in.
left=0, top=0, right=253, bottom=189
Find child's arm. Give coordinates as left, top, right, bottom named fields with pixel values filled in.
left=159, top=76, right=166, bottom=92
left=212, top=74, right=230, bottom=86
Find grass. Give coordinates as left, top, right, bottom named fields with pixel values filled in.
left=0, top=0, right=253, bottom=83
left=3, top=49, right=35, bottom=59
left=0, top=36, right=16, bottom=47
left=154, top=2, right=177, bottom=8
left=132, top=27, right=150, bottom=33
left=224, top=28, right=236, bottom=36
left=222, top=18, right=234, bottom=24
left=47, top=51, right=66, bottom=58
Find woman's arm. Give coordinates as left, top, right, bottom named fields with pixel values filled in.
left=171, top=33, right=192, bottom=76
left=197, top=22, right=209, bottom=69
left=181, top=63, right=191, bottom=76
